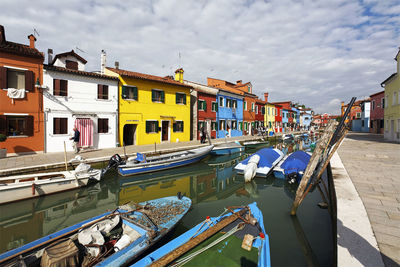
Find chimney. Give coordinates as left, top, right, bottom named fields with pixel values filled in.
left=174, top=68, right=184, bottom=83
left=28, top=34, right=36, bottom=48
left=264, top=93, right=269, bottom=102
left=47, top=49, right=53, bottom=64
left=0, top=25, right=5, bottom=43
left=101, top=50, right=106, bottom=75
left=115, top=61, right=119, bottom=69
left=236, top=80, right=242, bottom=85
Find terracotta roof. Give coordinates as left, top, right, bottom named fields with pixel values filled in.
left=0, top=24, right=43, bottom=59
left=106, top=67, right=192, bottom=88
left=52, top=50, right=87, bottom=64
left=44, top=64, right=119, bottom=80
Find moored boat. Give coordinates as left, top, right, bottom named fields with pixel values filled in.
left=132, top=202, right=270, bottom=267
left=242, top=139, right=269, bottom=147
left=106, top=145, right=214, bottom=176
left=0, top=195, right=192, bottom=266
left=0, top=163, right=102, bottom=205
left=210, top=141, right=244, bottom=155
left=273, top=150, right=311, bottom=183
left=235, top=148, right=284, bottom=181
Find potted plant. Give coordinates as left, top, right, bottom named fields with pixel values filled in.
left=0, top=134, right=7, bottom=158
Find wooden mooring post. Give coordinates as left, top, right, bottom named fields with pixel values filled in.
left=290, top=120, right=337, bottom=215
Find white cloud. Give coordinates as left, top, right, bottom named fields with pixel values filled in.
left=1, top=0, right=399, bottom=114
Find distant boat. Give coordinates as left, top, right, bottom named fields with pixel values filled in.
left=105, top=145, right=214, bottom=176
left=132, top=202, right=270, bottom=267
left=0, top=195, right=192, bottom=266
left=0, top=163, right=101, bottom=205
left=235, top=148, right=284, bottom=181
left=210, top=141, right=244, bottom=155
left=242, top=139, right=269, bottom=147
left=273, top=150, right=311, bottom=183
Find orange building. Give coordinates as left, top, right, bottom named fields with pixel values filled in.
left=0, top=25, right=44, bottom=155
left=207, top=78, right=259, bottom=135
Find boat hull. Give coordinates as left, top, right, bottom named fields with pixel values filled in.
left=210, top=146, right=245, bottom=155
left=235, top=148, right=284, bottom=177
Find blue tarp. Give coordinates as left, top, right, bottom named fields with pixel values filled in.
left=281, top=150, right=310, bottom=176
left=241, top=148, right=280, bottom=168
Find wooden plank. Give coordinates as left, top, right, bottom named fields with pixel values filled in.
left=149, top=208, right=247, bottom=267
left=290, top=121, right=337, bottom=215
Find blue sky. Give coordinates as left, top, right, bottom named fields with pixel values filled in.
left=1, top=0, right=399, bottom=114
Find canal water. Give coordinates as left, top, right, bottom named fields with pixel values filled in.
left=0, top=139, right=333, bottom=266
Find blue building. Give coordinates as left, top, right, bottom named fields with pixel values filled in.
left=360, top=101, right=370, bottom=132
left=282, top=109, right=289, bottom=132
left=301, top=109, right=313, bottom=130
left=292, top=107, right=300, bottom=130
left=216, top=89, right=244, bottom=138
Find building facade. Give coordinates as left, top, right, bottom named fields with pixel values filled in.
left=274, top=104, right=282, bottom=132
left=360, top=101, right=370, bottom=133
left=106, top=67, right=191, bottom=146
left=43, top=50, right=119, bottom=152
left=381, top=48, right=400, bottom=142
left=369, top=91, right=385, bottom=134
left=255, top=99, right=266, bottom=131
left=282, top=109, right=289, bottom=132
left=216, top=89, right=244, bottom=138
left=0, top=25, right=45, bottom=155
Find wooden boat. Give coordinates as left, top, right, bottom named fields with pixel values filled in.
left=235, top=148, right=284, bottom=181
left=0, top=163, right=102, bottom=205
left=242, top=139, right=269, bottom=147
left=273, top=150, right=311, bottom=183
left=210, top=141, right=244, bottom=155
left=0, top=195, right=192, bottom=266
left=132, top=202, right=270, bottom=267
left=107, top=145, right=214, bottom=176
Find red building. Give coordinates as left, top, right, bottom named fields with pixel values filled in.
left=369, top=91, right=385, bottom=134
left=255, top=99, right=266, bottom=129
left=275, top=105, right=282, bottom=132
left=0, top=25, right=44, bottom=155
left=341, top=100, right=363, bottom=125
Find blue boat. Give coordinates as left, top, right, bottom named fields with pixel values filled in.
left=132, top=202, right=270, bottom=267
left=210, top=141, right=244, bottom=155
left=235, top=148, right=284, bottom=181
left=105, top=145, right=214, bottom=176
left=273, top=150, right=311, bottom=183
left=0, top=196, right=192, bottom=266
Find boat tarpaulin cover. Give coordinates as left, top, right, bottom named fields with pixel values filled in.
left=75, top=118, right=93, bottom=148
left=281, top=150, right=311, bottom=175
left=240, top=148, right=281, bottom=168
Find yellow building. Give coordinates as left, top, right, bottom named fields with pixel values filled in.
left=105, top=67, right=192, bottom=145
left=265, top=103, right=276, bottom=134
left=381, top=48, right=400, bottom=143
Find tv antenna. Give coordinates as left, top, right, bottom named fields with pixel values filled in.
left=76, top=47, right=86, bottom=53
left=33, top=28, right=40, bottom=37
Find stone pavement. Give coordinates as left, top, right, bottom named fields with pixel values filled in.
left=0, top=134, right=281, bottom=176
left=337, top=132, right=400, bottom=267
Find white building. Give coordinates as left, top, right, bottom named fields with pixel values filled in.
left=43, top=50, right=119, bottom=153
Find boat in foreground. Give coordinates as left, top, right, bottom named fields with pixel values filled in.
left=106, top=145, right=214, bottom=176
left=0, top=195, right=191, bottom=266
left=273, top=150, right=311, bottom=183
left=0, top=163, right=102, bottom=204
left=210, top=141, right=244, bottom=155
left=235, top=148, right=284, bottom=181
left=132, top=202, right=270, bottom=267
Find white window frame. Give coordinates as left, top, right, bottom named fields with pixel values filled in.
left=211, top=101, right=217, bottom=112
left=198, top=100, right=206, bottom=111
left=219, top=96, right=224, bottom=107
left=244, top=101, right=247, bottom=111
left=255, top=105, right=258, bottom=114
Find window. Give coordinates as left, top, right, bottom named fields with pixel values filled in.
left=255, top=105, right=258, bottom=114
left=122, top=85, right=138, bottom=100
left=393, top=92, right=397, bottom=106
left=251, top=103, right=255, bottom=112
left=380, top=119, right=384, bottom=129
left=268, top=107, right=270, bottom=115
left=173, top=121, right=184, bottom=132
left=198, top=100, right=207, bottom=111
left=211, top=121, right=217, bottom=131
left=7, top=69, right=25, bottom=89
left=176, top=93, right=186, bottom=104
left=54, top=79, right=68, bottom=96
left=5, top=116, right=33, bottom=136
left=65, top=60, right=78, bottom=70
left=244, top=122, right=248, bottom=130
left=248, top=85, right=251, bottom=93
left=198, top=121, right=205, bottom=130
left=383, top=97, right=386, bottom=109
left=98, top=84, right=109, bottom=100
left=98, top=118, right=108, bottom=133
left=211, top=102, right=218, bottom=112
left=356, top=112, right=361, bottom=118
left=244, top=101, right=247, bottom=111
left=152, top=89, right=165, bottom=103
left=226, top=99, right=232, bottom=108
left=146, top=121, right=159, bottom=133
left=53, top=117, right=67, bottom=134
left=219, top=120, right=225, bottom=130
left=372, top=100, right=375, bottom=110
left=219, top=96, right=224, bottom=107
left=261, top=107, right=265, bottom=115
left=232, top=100, right=237, bottom=108
left=232, top=121, right=237, bottom=130
left=239, top=121, right=243, bottom=131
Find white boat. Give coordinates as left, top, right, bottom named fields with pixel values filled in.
left=210, top=141, right=244, bottom=155
left=0, top=163, right=102, bottom=205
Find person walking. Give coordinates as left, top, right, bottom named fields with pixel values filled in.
left=70, top=127, right=80, bottom=153
left=200, top=127, right=206, bottom=144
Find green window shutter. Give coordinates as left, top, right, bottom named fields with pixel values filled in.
left=176, top=93, right=179, bottom=104
left=133, top=87, right=138, bottom=100
left=122, top=86, right=127, bottom=99
left=156, top=121, right=159, bottom=132
left=204, top=101, right=207, bottom=111
left=181, top=121, right=184, bottom=131
left=152, top=90, right=155, bottom=102
left=173, top=122, right=177, bottom=132
left=183, top=94, right=186, bottom=104
left=161, top=91, right=165, bottom=103
left=215, top=103, right=218, bottom=112
left=198, top=100, right=201, bottom=110
left=146, top=121, right=150, bottom=133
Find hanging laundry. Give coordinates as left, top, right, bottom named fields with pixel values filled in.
left=7, top=88, right=25, bottom=104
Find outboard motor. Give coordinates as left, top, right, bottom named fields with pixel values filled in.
left=287, top=172, right=299, bottom=184
left=244, top=154, right=260, bottom=182
left=101, top=154, right=124, bottom=177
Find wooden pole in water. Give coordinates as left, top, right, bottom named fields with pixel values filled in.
left=63, top=141, right=68, bottom=171
left=290, top=121, right=337, bottom=215
left=149, top=208, right=247, bottom=267
left=154, top=142, right=156, bottom=153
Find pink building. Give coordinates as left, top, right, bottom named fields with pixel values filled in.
left=369, top=91, right=385, bottom=134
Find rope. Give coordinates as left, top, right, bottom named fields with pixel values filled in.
left=171, top=223, right=245, bottom=267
